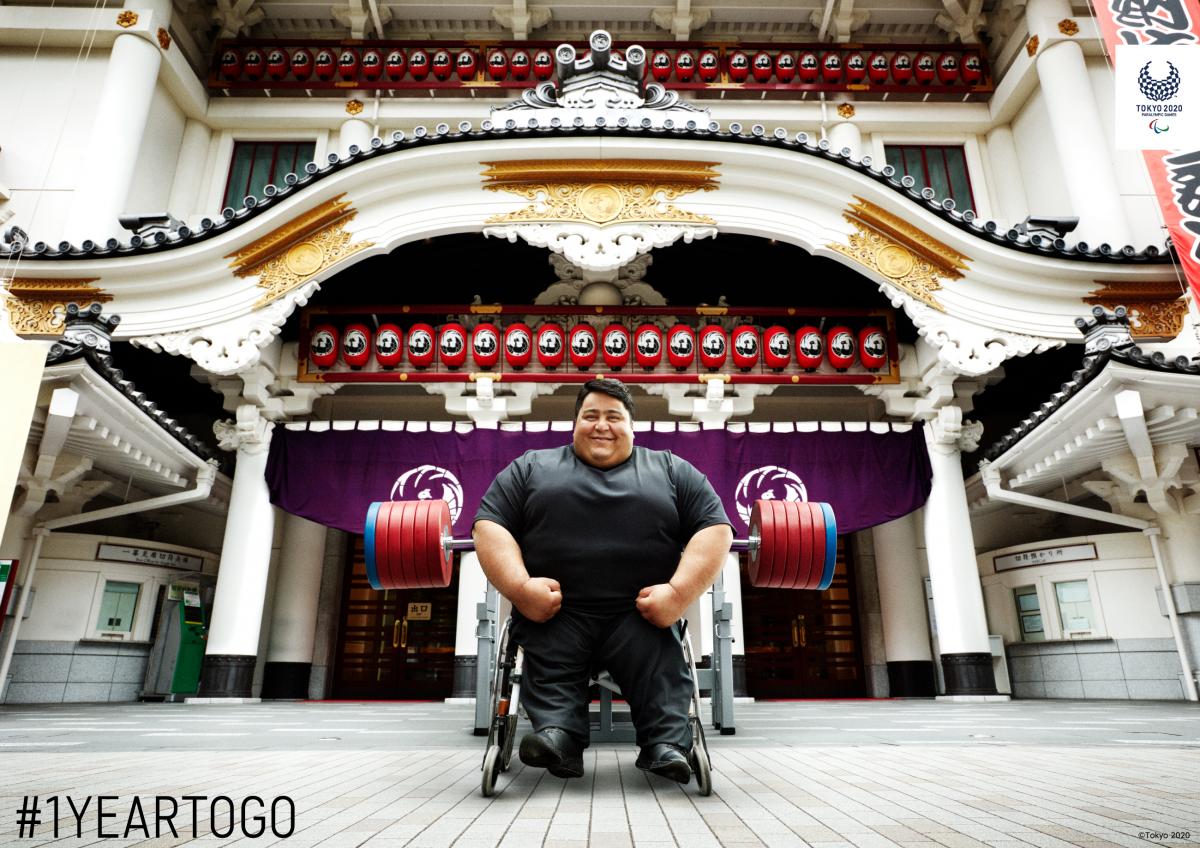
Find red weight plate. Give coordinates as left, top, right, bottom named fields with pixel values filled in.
left=395, top=501, right=419, bottom=589
left=415, top=499, right=438, bottom=587
left=426, top=499, right=453, bottom=587
left=748, top=500, right=773, bottom=587
left=794, top=501, right=815, bottom=590
left=806, top=502, right=828, bottom=590
left=775, top=501, right=796, bottom=589
left=761, top=501, right=783, bottom=588
left=779, top=501, right=804, bottom=589
left=385, top=501, right=406, bottom=590
left=409, top=500, right=431, bottom=590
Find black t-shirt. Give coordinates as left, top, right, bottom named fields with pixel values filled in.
left=474, top=445, right=731, bottom=615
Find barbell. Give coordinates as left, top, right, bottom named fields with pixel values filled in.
left=364, top=498, right=837, bottom=593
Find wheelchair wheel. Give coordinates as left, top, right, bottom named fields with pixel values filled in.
left=482, top=744, right=501, bottom=796
left=691, top=718, right=712, bottom=796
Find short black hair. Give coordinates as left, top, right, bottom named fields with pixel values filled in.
left=575, top=378, right=635, bottom=420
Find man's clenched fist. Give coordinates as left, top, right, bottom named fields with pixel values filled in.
left=515, top=576, right=562, bottom=622
left=636, top=583, right=687, bottom=628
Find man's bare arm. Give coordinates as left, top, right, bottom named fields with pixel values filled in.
left=472, top=519, right=561, bottom=622
left=636, top=523, right=733, bottom=628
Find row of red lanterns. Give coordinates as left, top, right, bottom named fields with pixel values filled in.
left=310, top=322, right=889, bottom=373
left=216, top=45, right=984, bottom=87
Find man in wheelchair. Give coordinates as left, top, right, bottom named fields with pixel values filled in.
left=473, top=379, right=733, bottom=783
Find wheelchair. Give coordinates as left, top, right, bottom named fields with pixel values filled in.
left=479, top=614, right=714, bottom=797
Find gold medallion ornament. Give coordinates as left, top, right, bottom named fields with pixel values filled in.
left=117, top=10, right=138, bottom=27
left=482, top=160, right=720, bottom=226
left=226, top=194, right=374, bottom=307
left=1084, top=281, right=1188, bottom=339
left=1026, top=35, right=1040, bottom=56
left=828, top=197, right=971, bottom=311
left=157, top=27, right=171, bottom=49
left=3, top=278, right=111, bottom=337
left=345, top=99, right=364, bottom=116
left=837, top=103, right=856, bottom=119
left=1058, top=18, right=1080, bottom=35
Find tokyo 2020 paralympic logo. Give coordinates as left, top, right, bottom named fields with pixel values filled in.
left=390, top=465, right=465, bottom=523
left=733, top=465, right=808, bottom=528
left=1139, top=61, right=1180, bottom=102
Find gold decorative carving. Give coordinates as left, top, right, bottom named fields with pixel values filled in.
left=482, top=159, right=720, bottom=226
left=157, top=27, right=171, bottom=49
left=1084, top=281, right=1188, bottom=339
left=3, top=278, right=110, bottom=337
left=117, top=10, right=137, bottom=27
left=345, top=99, right=364, bottom=115
left=1026, top=35, right=1039, bottom=56
left=226, top=195, right=373, bottom=307
left=836, top=103, right=856, bottom=119
left=1058, top=18, right=1079, bottom=35
left=828, top=197, right=972, bottom=312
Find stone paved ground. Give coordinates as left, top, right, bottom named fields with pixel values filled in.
left=0, top=700, right=1196, bottom=847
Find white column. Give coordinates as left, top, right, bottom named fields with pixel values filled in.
left=65, top=0, right=172, bottom=241
left=923, top=407, right=997, bottom=695
left=874, top=513, right=934, bottom=660
left=984, top=125, right=1029, bottom=226
left=198, top=405, right=275, bottom=699
left=167, top=118, right=213, bottom=221
left=453, top=552, right=488, bottom=698
left=0, top=342, right=45, bottom=550
left=1027, top=0, right=1131, bottom=246
left=261, top=512, right=324, bottom=698
left=339, top=96, right=373, bottom=156
left=1157, top=508, right=1200, bottom=584
left=827, top=119, right=863, bottom=161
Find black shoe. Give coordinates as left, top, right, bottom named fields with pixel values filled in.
left=519, top=727, right=585, bottom=778
left=635, top=742, right=692, bottom=784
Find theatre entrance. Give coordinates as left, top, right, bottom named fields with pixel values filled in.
left=740, top=538, right=866, bottom=698
left=332, top=537, right=459, bottom=699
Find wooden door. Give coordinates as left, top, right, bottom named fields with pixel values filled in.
left=333, top=537, right=459, bottom=699
left=740, top=538, right=866, bottom=698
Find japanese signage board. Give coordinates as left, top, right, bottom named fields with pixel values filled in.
left=993, top=543, right=1098, bottom=572
left=1094, top=0, right=1200, bottom=303
left=97, top=544, right=204, bottom=571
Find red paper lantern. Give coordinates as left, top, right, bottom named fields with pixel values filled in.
left=384, top=49, right=407, bottom=80
left=752, top=51, right=774, bottom=82
left=890, top=52, right=912, bottom=84
left=439, top=323, right=468, bottom=368
left=535, top=323, right=565, bottom=369
left=651, top=50, right=673, bottom=82
left=667, top=325, right=696, bottom=370
left=342, top=323, right=371, bottom=369
left=266, top=49, right=289, bottom=81
left=242, top=49, right=266, bottom=81
left=763, top=326, right=792, bottom=370
left=798, top=51, right=820, bottom=83
left=472, top=322, right=500, bottom=368
left=936, top=53, right=959, bottom=84
left=675, top=51, right=696, bottom=81
left=914, top=52, right=936, bottom=85
left=220, top=49, right=243, bottom=81
left=775, top=52, right=797, bottom=82
left=826, top=326, right=857, bottom=371
left=795, top=326, right=824, bottom=371
left=731, top=325, right=760, bottom=371
left=431, top=50, right=453, bottom=81
left=568, top=325, right=598, bottom=369
left=456, top=50, right=477, bottom=80
left=314, top=49, right=337, bottom=81
left=487, top=50, right=509, bottom=81
left=361, top=49, right=384, bottom=81
left=845, top=52, right=867, bottom=84
left=601, top=324, right=631, bottom=370
left=727, top=51, right=750, bottom=82
left=867, top=52, right=889, bottom=84
left=509, top=49, right=530, bottom=80
left=821, top=52, right=843, bottom=83
left=504, top=323, right=532, bottom=369
left=338, top=49, right=360, bottom=82
left=962, top=52, right=983, bottom=84
left=408, top=49, right=431, bottom=79
left=309, top=324, right=339, bottom=369
left=698, top=50, right=720, bottom=82
left=375, top=324, right=403, bottom=368
left=407, top=323, right=436, bottom=368
left=859, top=326, right=888, bottom=371
left=290, top=49, right=313, bottom=81
left=634, top=324, right=663, bottom=369
left=699, top=325, right=728, bottom=370
left=532, top=49, right=554, bottom=80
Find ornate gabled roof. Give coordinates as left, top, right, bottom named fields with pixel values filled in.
left=980, top=306, right=1200, bottom=463
left=45, top=303, right=217, bottom=461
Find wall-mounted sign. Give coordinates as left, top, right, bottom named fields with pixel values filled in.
left=97, top=544, right=204, bottom=571
left=994, top=543, right=1097, bottom=572
left=406, top=602, right=432, bottom=620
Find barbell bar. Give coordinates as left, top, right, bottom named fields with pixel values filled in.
left=364, top=498, right=837, bottom=592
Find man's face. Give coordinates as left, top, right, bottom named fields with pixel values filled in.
left=573, top=392, right=634, bottom=469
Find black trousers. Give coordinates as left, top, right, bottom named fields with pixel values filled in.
left=512, top=608, right=693, bottom=750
